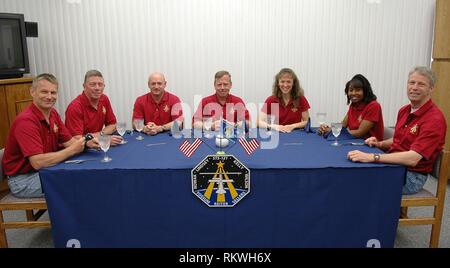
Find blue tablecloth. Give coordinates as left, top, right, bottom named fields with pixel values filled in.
left=40, top=129, right=405, bottom=248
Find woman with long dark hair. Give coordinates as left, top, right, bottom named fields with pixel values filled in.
left=318, top=74, right=384, bottom=140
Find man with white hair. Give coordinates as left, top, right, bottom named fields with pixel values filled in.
left=347, top=66, right=446, bottom=195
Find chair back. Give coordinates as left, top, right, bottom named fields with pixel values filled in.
left=0, top=148, right=4, bottom=181
left=383, top=127, right=394, bottom=139
left=431, top=151, right=442, bottom=179
left=399, top=150, right=449, bottom=248
left=0, top=148, right=7, bottom=197
left=0, top=148, right=50, bottom=248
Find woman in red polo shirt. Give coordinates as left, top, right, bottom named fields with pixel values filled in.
left=258, top=68, right=310, bottom=133
left=318, top=74, right=384, bottom=140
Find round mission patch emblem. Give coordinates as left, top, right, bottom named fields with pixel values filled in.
left=192, top=155, right=250, bottom=207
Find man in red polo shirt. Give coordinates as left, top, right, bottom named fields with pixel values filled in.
left=65, top=70, right=122, bottom=145
left=132, top=72, right=183, bottom=135
left=347, top=66, right=447, bottom=195
left=2, top=74, right=94, bottom=198
left=193, top=70, right=250, bottom=130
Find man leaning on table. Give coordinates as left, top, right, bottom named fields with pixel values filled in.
left=347, top=66, right=446, bottom=195
left=65, top=69, right=122, bottom=145
left=132, top=72, right=183, bottom=135
left=192, top=70, right=250, bottom=130
left=2, top=74, right=97, bottom=198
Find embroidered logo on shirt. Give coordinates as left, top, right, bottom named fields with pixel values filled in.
left=229, top=107, right=235, bottom=115
left=358, top=115, right=362, bottom=123
left=163, top=104, right=169, bottom=113
left=410, top=124, right=418, bottom=135
left=102, top=106, right=106, bottom=115
left=53, top=123, right=59, bottom=133
left=291, top=107, right=298, bottom=112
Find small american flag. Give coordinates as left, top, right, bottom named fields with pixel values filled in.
left=179, top=138, right=203, bottom=158
left=238, top=137, right=259, bottom=155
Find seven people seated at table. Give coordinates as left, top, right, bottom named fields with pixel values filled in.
left=1, top=67, right=446, bottom=199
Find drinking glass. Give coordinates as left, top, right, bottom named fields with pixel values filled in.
left=170, top=120, right=182, bottom=138
left=203, top=116, right=213, bottom=139
left=331, top=122, right=343, bottom=146
left=99, top=134, right=112, bottom=162
left=116, top=122, right=128, bottom=144
left=316, top=112, right=327, bottom=127
left=266, top=114, right=275, bottom=135
left=134, top=118, right=144, bottom=140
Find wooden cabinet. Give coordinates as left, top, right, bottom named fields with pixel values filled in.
left=0, top=77, right=33, bottom=148
left=433, top=0, right=450, bottom=181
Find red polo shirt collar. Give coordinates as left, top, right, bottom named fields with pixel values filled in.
left=148, top=91, right=169, bottom=105
left=214, top=94, right=232, bottom=107
left=410, top=99, right=434, bottom=117
left=351, top=102, right=366, bottom=111
left=273, top=96, right=298, bottom=108
left=80, top=92, right=98, bottom=109
left=30, top=103, right=47, bottom=122
left=400, top=99, right=434, bottom=127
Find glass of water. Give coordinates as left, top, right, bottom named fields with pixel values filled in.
left=99, top=134, right=112, bottom=162
left=203, top=116, right=213, bottom=139
left=116, top=122, right=128, bottom=144
left=331, top=122, right=343, bottom=146
left=134, top=118, right=144, bottom=140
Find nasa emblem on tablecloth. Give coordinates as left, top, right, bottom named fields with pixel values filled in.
left=192, top=155, right=250, bottom=207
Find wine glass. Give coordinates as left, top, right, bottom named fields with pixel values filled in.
left=331, top=122, right=343, bottom=146
left=266, top=114, right=275, bottom=135
left=203, top=116, right=213, bottom=139
left=134, top=118, right=144, bottom=140
left=116, top=122, right=128, bottom=144
left=316, top=112, right=327, bottom=127
left=99, top=134, right=112, bottom=162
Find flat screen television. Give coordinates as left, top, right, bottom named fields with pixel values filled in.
left=0, top=13, right=30, bottom=79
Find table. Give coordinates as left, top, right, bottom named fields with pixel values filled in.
left=40, top=129, right=405, bottom=248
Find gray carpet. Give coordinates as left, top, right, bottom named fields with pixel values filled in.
left=3, top=211, right=53, bottom=248
left=3, top=176, right=449, bottom=248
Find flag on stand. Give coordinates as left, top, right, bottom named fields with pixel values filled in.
left=221, top=118, right=236, bottom=139
left=238, top=137, right=260, bottom=155
left=304, top=118, right=313, bottom=133
left=179, top=138, right=203, bottom=158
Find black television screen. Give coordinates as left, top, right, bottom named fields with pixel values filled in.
left=0, top=13, right=30, bottom=79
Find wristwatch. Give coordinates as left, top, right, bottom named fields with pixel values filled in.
left=373, top=153, right=381, bottom=163
left=84, top=133, right=94, bottom=151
